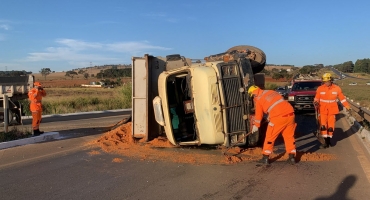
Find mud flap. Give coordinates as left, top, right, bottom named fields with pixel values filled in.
left=315, top=106, right=326, bottom=145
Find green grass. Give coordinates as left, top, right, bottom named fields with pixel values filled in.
left=20, top=83, right=132, bottom=115
left=334, top=78, right=370, bottom=108
left=0, top=126, right=32, bottom=142
left=265, top=82, right=280, bottom=90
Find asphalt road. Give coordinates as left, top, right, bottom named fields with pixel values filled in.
left=1, top=110, right=370, bottom=199
left=21, top=110, right=131, bottom=139
left=330, top=67, right=369, bottom=80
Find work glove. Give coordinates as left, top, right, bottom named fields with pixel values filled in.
left=252, top=125, right=259, bottom=134
left=313, top=101, right=319, bottom=107
left=345, top=105, right=351, bottom=110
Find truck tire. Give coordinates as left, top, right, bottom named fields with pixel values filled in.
left=0, top=109, right=13, bottom=125
left=226, top=45, right=266, bottom=74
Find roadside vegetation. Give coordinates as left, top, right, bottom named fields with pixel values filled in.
left=334, top=78, right=370, bottom=108
left=20, top=83, right=132, bottom=116
left=0, top=126, right=32, bottom=142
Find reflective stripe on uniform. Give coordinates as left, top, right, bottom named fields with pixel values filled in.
left=267, top=98, right=284, bottom=113
left=332, top=91, right=338, bottom=95
left=320, top=99, right=336, bottom=103
left=268, top=122, right=274, bottom=126
left=341, top=99, right=347, bottom=103
left=320, top=92, right=326, bottom=94
left=255, top=90, right=269, bottom=100
left=264, top=150, right=272, bottom=154
left=254, top=119, right=261, bottom=123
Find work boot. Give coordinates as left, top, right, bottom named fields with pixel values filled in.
left=257, top=155, right=269, bottom=165
left=325, top=137, right=331, bottom=147
left=287, top=154, right=296, bottom=165
left=319, top=142, right=328, bottom=149
left=33, top=129, right=44, bottom=136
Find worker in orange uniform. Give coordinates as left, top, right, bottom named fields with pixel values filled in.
left=28, top=81, right=46, bottom=136
left=248, top=85, right=297, bottom=165
left=314, top=73, right=350, bottom=148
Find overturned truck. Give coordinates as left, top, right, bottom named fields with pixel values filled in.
left=131, top=45, right=267, bottom=147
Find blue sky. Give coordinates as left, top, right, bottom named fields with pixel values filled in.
left=1, top=0, right=370, bottom=73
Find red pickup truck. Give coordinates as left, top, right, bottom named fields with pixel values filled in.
left=286, top=79, right=322, bottom=111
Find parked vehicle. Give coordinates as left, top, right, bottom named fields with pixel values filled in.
left=132, top=45, right=268, bottom=147
left=275, top=87, right=287, bottom=96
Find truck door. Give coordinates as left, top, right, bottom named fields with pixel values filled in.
left=131, top=55, right=166, bottom=141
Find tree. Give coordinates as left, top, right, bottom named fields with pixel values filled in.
left=284, top=73, right=293, bottom=81
left=78, top=69, right=86, bottom=74
left=40, top=68, right=51, bottom=80
left=354, top=59, right=370, bottom=74
left=261, top=69, right=271, bottom=75
left=65, top=71, right=78, bottom=80
left=271, top=68, right=279, bottom=73
left=272, top=73, right=283, bottom=80
left=83, top=73, right=89, bottom=80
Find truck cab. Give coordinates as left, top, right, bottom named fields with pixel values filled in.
left=287, top=79, right=322, bottom=111
left=132, top=45, right=267, bottom=147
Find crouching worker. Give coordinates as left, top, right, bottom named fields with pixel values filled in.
left=248, top=85, right=297, bottom=165
left=28, top=81, right=46, bottom=136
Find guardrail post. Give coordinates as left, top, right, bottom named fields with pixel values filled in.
left=3, top=94, right=9, bottom=133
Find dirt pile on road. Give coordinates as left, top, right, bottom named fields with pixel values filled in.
left=89, top=122, right=336, bottom=165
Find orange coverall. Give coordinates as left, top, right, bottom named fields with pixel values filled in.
left=253, top=89, right=296, bottom=156
left=28, top=87, right=46, bottom=131
left=314, top=84, right=349, bottom=138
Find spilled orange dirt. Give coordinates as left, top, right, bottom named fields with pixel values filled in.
left=112, top=158, right=124, bottom=163
left=88, top=122, right=336, bottom=165
left=87, top=150, right=101, bottom=156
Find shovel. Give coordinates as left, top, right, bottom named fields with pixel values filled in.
left=222, top=130, right=255, bottom=155
left=314, top=105, right=326, bottom=145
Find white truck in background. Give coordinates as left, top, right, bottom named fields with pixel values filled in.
left=131, top=45, right=268, bottom=147
left=0, top=71, right=34, bottom=125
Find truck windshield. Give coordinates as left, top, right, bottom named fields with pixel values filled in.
left=292, top=82, right=322, bottom=91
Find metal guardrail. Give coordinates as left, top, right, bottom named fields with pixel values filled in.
left=347, top=98, right=370, bottom=123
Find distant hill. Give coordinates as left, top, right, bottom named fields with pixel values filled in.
left=264, top=65, right=296, bottom=70
left=33, top=64, right=131, bottom=81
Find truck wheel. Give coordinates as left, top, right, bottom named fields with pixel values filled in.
left=0, top=109, right=13, bottom=124
left=226, top=45, right=266, bottom=74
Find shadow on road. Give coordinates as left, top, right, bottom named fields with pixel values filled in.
left=314, top=175, right=357, bottom=200
left=330, top=113, right=357, bottom=147
left=291, top=111, right=322, bottom=152
left=287, top=110, right=356, bottom=154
